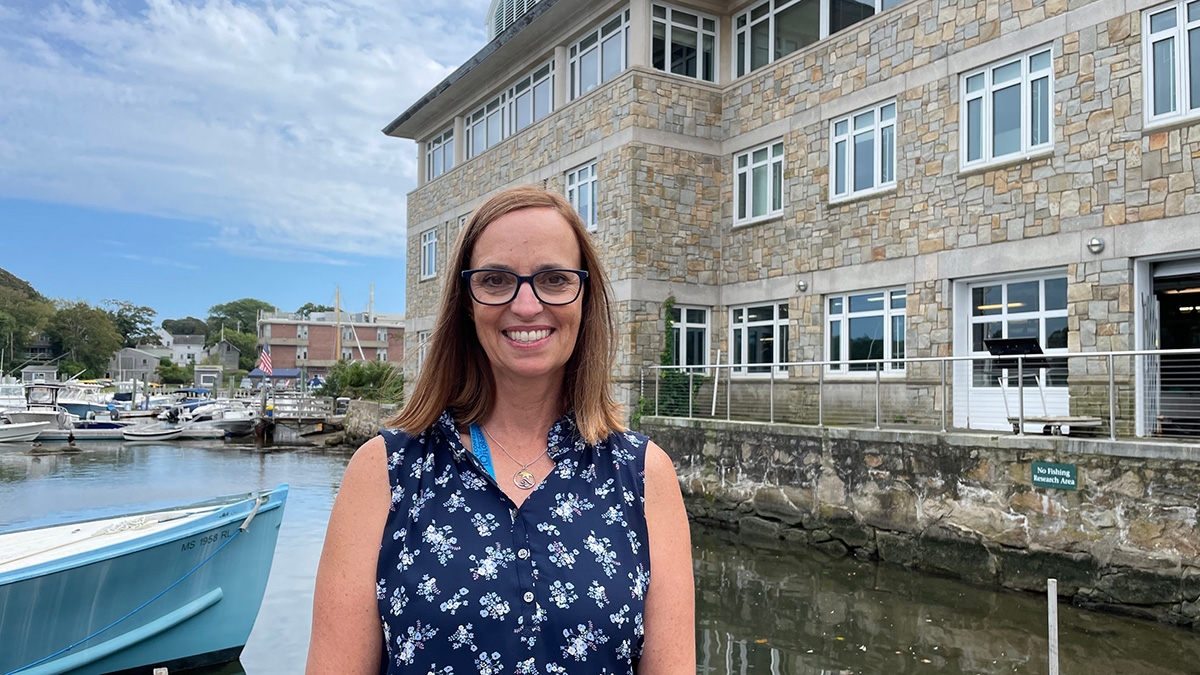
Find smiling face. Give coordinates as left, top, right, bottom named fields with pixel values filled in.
left=468, top=206, right=584, bottom=387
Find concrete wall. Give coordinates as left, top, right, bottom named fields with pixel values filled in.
left=642, top=416, right=1200, bottom=630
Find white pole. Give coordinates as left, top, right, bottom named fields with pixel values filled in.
left=711, top=349, right=721, bottom=417
left=1048, top=578, right=1059, bottom=675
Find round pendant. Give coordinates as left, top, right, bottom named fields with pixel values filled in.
left=514, top=469, right=537, bottom=490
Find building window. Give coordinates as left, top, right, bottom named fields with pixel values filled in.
left=569, top=9, right=630, bottom=99
left=968, top=275, right=1068, bottom=387
left=509, top=61, right=554, bottom=133
left=378, top=348, right=388, bottom=361
left=263, top=325, right=271, bottom=338
left=298, top=348, right=308, bottom=360
left=342, top=348, right=354, bottom=360
left=734, top=0, right=905, bottom=77
left=297, top=325, right=308, bottom=339
left=1145, top=1, right=1200, bottom=124
left=420, top=228, right=438, bottom=280
left=465, top=93, right=506, bottom=159
left=342, top=327, right=356, bottom=341
left=735, top=141, right=784, bottom=224
left=566, top=161, right=598, bottom=231
left=669, top=306, right=709, bottom=371
left=961, top=46, right=1054, bottom=169
left=731, top=303, right=789, bottom=375
left=425, top=127, right=454, bottom=180
left=831, top=101, right=896, bottom=200
left=417, top=330, right=431, bottom=372
left=652, top=4, right=717, bottom=83
left=377, top=328, right=388, bottom=341
left=827, top=289, right=906, bottom=373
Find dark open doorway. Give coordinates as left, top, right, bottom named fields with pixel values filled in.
left=1154, top=272, right=1200, bottom=435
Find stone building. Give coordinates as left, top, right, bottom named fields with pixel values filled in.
left=386, top=0, right=1200, bottom=435
left=256, top=310, right=405, bottom=378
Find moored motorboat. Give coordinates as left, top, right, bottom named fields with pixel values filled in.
left=0, top=421, right=51, bottom=443
left=0, top=485, right=288, bottom=675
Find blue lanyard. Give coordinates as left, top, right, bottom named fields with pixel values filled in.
left=468, top=423, right=496, bottom=480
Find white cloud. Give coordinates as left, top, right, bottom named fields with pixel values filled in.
left=0, top=0, right=490, bottom=258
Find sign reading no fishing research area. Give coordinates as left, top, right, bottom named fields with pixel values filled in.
left=1031, top=462, right=1078, bottom=490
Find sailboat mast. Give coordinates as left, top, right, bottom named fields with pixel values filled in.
left=334, top=286, right=342, bottom=361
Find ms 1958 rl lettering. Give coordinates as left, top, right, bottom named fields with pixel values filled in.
left=180, top=528, right=233, bottom=552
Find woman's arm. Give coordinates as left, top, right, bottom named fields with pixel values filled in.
left=306, top=436, right=391, bottom=674
left=638, top=440, right=696, bottom=675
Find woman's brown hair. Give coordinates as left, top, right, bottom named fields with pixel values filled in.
left=387, top=185, right=624, bottom=445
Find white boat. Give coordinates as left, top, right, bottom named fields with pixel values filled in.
left=0, top=379, right=25, bottom=413
left=0, top=421, right=51, bottom=443
left=0, top=485, right=288, bottom=675
left=121, top=425, right=185, bottom=441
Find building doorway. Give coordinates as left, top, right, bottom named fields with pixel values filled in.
left=1137, top=256, right=1200, bottom=436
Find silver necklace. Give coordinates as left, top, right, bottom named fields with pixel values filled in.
left=482, top=425, right=547, bottom=490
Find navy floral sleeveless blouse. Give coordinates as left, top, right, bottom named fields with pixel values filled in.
left=375, top=411, right=651, bottom=675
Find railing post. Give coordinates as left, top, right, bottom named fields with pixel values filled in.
left=654, top=368, right=660, bottom=417
left=818, top=364, right=824, bottom=427
left=688, top=369, right=695, bottom=419
left=941, top=359, right=947, bottom=433
left=769, top=362, right=776, bottom=424
left=1108, top=353, right=1117, bottom=441
left=1017, top=357, right=1025, bottom=436
left=875, top=361, right=882, bottom=430
left=725, top=364, right=731, bottom=421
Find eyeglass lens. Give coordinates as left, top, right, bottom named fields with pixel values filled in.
left=469, top=270, right=582, bottom=305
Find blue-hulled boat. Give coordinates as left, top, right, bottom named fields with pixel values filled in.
left=0, top=485, right=288, bottom=675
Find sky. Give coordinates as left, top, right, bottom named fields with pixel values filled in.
left=0, top=0, right=491, bottom=321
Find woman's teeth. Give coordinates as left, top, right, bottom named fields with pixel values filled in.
left=506, top=329, right=551, bottom=343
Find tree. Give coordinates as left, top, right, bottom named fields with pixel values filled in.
left=0, top=286, right=55, bottom=359
left=161, top=316, right=209, bottom=337
left=318, top=360, right=403, bottom=403
left=103, top=300, right=158, bottom=347
left=297, top=302, right=334, bottom=318
left=206, top=298, right=276, bottom=337
left=156, top=357, right=193, bottom=385
left=45, top=300, right=123, bottom=378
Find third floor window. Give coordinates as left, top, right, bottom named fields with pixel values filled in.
left=1145, top=1, right=1200, bottom=124
left=652, top=4, right=717, bottom=83
left=425, top=127, right=454, bottom=180
left=961, top=46, right=1054, bottom=169
left=570, top=9, right=630, bottom=99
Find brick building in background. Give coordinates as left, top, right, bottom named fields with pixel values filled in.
left=256, top=310, right=405, bottom=378
left=387, top=0, right=1200, bottom=434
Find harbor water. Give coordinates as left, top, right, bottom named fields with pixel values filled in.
left=2, top=441, right=1198, bottom=674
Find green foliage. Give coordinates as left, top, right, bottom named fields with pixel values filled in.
left=296, top=302, right=334, bottom=318
left=657, top=295, right=704, bottom=416
left=57, top=360, right=89, bottom=380
left=103, top=299, right=158, bottom=348
left=45, top=300, right=123, bottom=378
left=0, top=286, right=55, bottom=360
left=318, top=359, right=404, bottom=404
left=214, top=331, right=260, bottom=371
left=0, top=268, right=42, bottom=300
left=161, top=317, right=209, bottom=336
left=156, top=358, right=193, bottom=385
left=206, top=298, right=276, bottom=339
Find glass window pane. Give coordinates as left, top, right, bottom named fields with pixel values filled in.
left=993, top=61, right=1021, bottom=84
left=752, top=164, right=768, bottom=217
left=1031, top=76, right=1050, bottom=146
left=881, top=103, right=895, bottom=120
left=973, top=321, right=1004, bottom=351
left=653, top=5, right=667, bottom=19
left=751, top=3, right=769, bottom=21
left=671, top=27, right=699, bottom=78
left=890, top=290, right=906, bottom=309
left=835, top=119, right=848, bottom=136
left=733, top=308, right=744, bottom=322
left=772, top=160, right=782, bottom=211
left=687, top=309, right=706, bottom=324
left=778, top=303, right=788, bottom=320
left=533, top=79, right=551, bottom=120
left=891, top=314, right=906, bottom=366
left=1191, top=1, right=1200, bottom=22
left=515, top=92, right=532, bottom=131
left=1154, top=38, right=1177, bottom=116
left=1190, top=28, right=1200, bottom=110
left=973, top=285, right=1002, bottom=315
left=830, top=0, right=876, bottom=34
left=1030, top=50, right=1051, bottom=72
left=880, top=125, right=894, bottom=184
left=849, top=292, right=884, bottom=313
left=472, top=122, right=486, bottom=156
left=737, top=172, right=748, bottom=219
left=992, top=83, right=1021, bottom=157
left=602, top=33, right=623, bottom=82
left=1151, top=8, right=1177, bottom=33
left=829, top=319, right=842, bottom=368
left=581, top=49, right=599, bottom=93
left=1045, top=277, right=1067, bottom=310
left=854, top=129, right=874, bottom=192
left=775, top=0, right=819, bottom=59
left=738, top=154, right=748, bottom=168
left=746, top=305, right=773, bottom=322
left=703, top=34, right=715, bottom=82
left=747, top=325, right=774, bottom=372
left=686, top=327, right=705, bottom=366
left=487, top=111, right=501, bottom=146
left=967, top=98, right=983, bottom=162
left=432, top=148, right=443, bottom=176
left=734, top=327, right=743, bottom=366
left=704, top=18, right=715, bottom=32
left=670, top=330, right=681, bottom=366
left=773, top=142, right=783, bottom=157
left=829, top=297, right=843, bottom=314
left=1045, top=316, right=1068, bottom=349
left=444, top=139, right=454, bottom=170
left=778, top=324, right=788, bottom=366
left=751, top=20, right=770, bottom=71
left=579, top=180, right=592, bottom=228
left=753, top=147, right=768, bottom=163
left=966, top=73, right=984, bottom=93
left=601, top=15, right=622, bottom=36
left=1008, top=281, right=1039, bottom=313
left=737, top=31, right=746, bottom=77
left=835, top=140, right=847, bottom=195
left=652, top=22, right=666, bottom=71
left=1009, top=319, right=1039, bottom=340
left=675, top=10, right=698, bottom=27
left=848, top=315, right=884, bottom=368
left=854, top=110, right=874, bottom=129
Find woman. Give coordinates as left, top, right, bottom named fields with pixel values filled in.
left=307, top=185, right=695, bottom=674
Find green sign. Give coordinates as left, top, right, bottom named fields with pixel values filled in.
left=1031, top=462, right=1078, bottom=490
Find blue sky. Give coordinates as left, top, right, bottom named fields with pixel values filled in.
left=0, top=0, right=490, bottom=320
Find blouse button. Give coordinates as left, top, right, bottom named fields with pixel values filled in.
left=517, top=548, right=530, bottom=560
left=523, top=591, right=534, bottom=603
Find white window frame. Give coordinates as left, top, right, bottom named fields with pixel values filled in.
left=425, top=127, right=454, bottom=180
left=960, top=46, right=1054, bottom=170
left=297, top=347, right=308, bottom=360
left=420, top=228, right=438, bottom=280
left=465, top=93, right=507, bottom=160
left=377, top=328, right=388, bottom=341
left=378, top=348, right=388, bottom=361
left=417, top=330, right=431, bottom=372
left=342, top=348, right=354, bottom=360
left=825, top=288, right=906, bottom=375
left=569, top=9, right=630, bottom=100
left=508, top=60, right=555, bottom=134
left=734, top=0, right=906, bottom=78
left=669, top=305, right=710, bottom=372
left=652, top=3, right=718, bottom=83
left=966, top=273, right=1069, bottom=390
left=1144, top=1, right=1200, bottom=126
left=734, top=141, right=785, bottom=225
left=263, top=325, right=271, bottom=339
left=297, top=325, right=308, bottom=339
left=830, top=100, right=897, bottom=201
left=730, top=302, right=789, bottom=377
left=566, top=161, right=599, bottom=231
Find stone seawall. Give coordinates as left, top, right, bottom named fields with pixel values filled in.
left=341, top=400, right=391, bottom=447
left=642, top=417, right=1200, bottom=630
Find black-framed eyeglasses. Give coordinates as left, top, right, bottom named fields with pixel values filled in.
left=461, top=268, right=588, bottom=306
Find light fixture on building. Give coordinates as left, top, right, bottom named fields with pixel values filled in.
left=796, top=279, right=808, bottom=292
left=1087, top=237, right=1105, bottom=254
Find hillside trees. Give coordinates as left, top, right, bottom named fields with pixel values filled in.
left=206, top=298, right=275, bottom=337
left=45, top=300, right=123, bottom=377
left=161, top=317, right=208, bottom=336
left=103, top=300, right=158, bottom=347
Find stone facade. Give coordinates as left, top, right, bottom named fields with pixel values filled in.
left=396, top=0, right=1200, bottom=431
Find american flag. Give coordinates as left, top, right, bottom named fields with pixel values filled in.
left=257, top=345, right=273, bottom=376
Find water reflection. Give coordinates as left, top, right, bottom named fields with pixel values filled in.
left=3, top=442, right=1199, bottom=675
